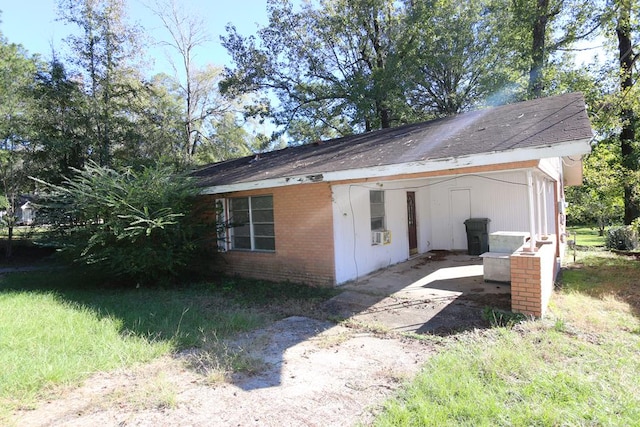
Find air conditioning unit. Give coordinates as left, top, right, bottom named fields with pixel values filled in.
left=372, top=230, right=392, bottom=245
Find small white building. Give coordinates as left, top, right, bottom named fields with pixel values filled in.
left=20, top=201, right=35, bottom=225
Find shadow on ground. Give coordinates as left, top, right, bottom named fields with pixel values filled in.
left=1, top=247, right=510, bottom=392
left=324, top=251, right=511, bottom=335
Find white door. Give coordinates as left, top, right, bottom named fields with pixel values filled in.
left=450, top=189, right=471, bottom=250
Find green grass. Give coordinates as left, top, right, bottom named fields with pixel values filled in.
left=0, top=292, right=170, bottom=408
left=567, top=225, right=606, bottom=247
left=374, top=251, right=640, bottom=426
left=0, top=226, right=47, bottom=240
left=0, top=267, right=337, bottom=418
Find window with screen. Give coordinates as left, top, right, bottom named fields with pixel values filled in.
left=370, top=190, right=385, bottom=231
left=230, top=195, right=275, bottom=251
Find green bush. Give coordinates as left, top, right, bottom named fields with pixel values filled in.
left=34, top=162, right=210, bottom=285
left=605, top=225, right=639, bottom=251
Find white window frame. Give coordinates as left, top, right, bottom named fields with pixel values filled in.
left=228, top=195, right=275, bottom=252
left=370, top=190, right=386, bottom=232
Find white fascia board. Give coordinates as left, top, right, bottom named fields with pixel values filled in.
left=199, top=138, right=592, bottom=195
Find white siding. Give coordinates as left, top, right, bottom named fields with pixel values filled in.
left=428, top=172, right=531, bottom=249
left=332, top=169, right=559, bottom=284
left=332, top=181, right=425, bottom=284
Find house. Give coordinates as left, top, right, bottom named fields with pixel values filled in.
left=0, top=196, right=36, bottom=226
left=194, top=92, right=593, bottom=317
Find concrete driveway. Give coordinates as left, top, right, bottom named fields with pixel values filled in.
left=325, top=251, right=511, bottom=335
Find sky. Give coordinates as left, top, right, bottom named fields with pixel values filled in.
left=0, top=0, right=275, bottom=75
left=1, top=1, right=607, bottom=79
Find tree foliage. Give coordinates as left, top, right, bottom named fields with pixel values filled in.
left=57, top=0, right=144, bottom=167
left=0, top=33, right=39, bottom=257
left=34, top=162, right=205, bottom=285
left=612, top=0, right=640, bottom=224
left=566, top=140, right=624, bottom=231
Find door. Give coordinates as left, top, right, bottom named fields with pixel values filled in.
left=407, top=192, right=418, bottom=255
left=450, top=189, right=471, bottom=250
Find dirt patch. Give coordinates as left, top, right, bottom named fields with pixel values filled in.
left=459, top=291, right=511, bottom=311
left=12, top=317, right=434, bottom=427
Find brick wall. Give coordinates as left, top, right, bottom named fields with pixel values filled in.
left=201, top=183, right=336, bottom=287
left=510, top=239, right=557, bottom=317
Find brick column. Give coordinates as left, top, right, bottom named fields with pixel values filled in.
left=510, top=240, right=556, bottom=317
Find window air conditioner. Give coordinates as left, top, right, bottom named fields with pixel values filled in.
left=371, top=230, right=391, bottom=245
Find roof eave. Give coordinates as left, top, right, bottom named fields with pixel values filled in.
left=199, top=138, right=593, bottom=195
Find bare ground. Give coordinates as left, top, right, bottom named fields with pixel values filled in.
left=9, top=250, right=508, bottom=426
left=12, top=317, right=435, bottom=427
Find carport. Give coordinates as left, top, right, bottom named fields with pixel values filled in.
left=325, top=251, right=511, bottom=334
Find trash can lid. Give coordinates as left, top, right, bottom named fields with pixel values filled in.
left=464, top=218, right=491, bottom=223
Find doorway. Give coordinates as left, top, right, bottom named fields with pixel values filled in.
left=407, top=192, right=418, bottom=255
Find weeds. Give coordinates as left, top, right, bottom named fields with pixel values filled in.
left=482, top=306, right=527, bottom=328
left=181, top=332, right=266, bottom=384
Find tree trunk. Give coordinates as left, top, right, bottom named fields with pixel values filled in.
left=5, top=204, right=14, bottom=260
left=528, top=0, right=549, bottom=98
left=379, top=106, right=391, bottom=129
left=617, top=0, right=639, bottom=225
left=6, top=224, right=13, bottom=259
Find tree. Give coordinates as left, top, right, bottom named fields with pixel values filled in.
left=614, top=0, right=640, bottom=224
left=499, top=0, right=608, bottom=98
left=222, top=0, right=606, bottom=142
left=109, top=72, right=186, bottom=166
left=150, top=0, right=235, bottom=163
left=193, top=112, right=259, bottom=164
left=28, top=58, right=89, bottom=184
left=403, top=0, right=512, bottom=116
left=0, top=34, right=38, bottom=258
left=221, top=0, right=413, bottom=141
left=566, top=140, right=624, bottom=232
left=57, top=0, right=143, bottom=166
left=34, top=162, right=204, bottom=285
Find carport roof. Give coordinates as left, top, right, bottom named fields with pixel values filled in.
left=195, top=92, right=593, bottom=194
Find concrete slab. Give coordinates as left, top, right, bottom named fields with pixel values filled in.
left=325, top=251, right=511, bottom=335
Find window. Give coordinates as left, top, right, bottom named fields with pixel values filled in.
left=229, top=195, right=275, bottom=251
left=370, top=190, right=385, bottom=231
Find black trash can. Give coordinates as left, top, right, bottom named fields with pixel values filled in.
left=464, top=218, right=490, bottom=255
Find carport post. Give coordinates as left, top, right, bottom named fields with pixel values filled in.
left=526, top=171, right=536, bottom=252
left=542, top=180, right=548, bottom=236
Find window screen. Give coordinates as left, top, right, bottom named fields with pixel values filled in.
left=230, top=195, right=275, bottom=251
left=370, top=190, right=385, bottom=231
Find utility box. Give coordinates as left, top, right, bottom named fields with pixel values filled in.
left=481, top=231, right=531, bottom=282
left=480, top=252, right=511, bottom=282
left=464, top=218, right=490, bottom=255
left=489, top=231, right=530, bottom=253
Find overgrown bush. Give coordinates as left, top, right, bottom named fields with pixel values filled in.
left=605, top=225, right=639, bottom=251
left=34, top=162, right=210, bottom=285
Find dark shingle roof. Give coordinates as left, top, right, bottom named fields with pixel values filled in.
left=194, top=92, right=593, bottom=189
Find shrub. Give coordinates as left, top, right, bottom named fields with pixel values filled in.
left=34, top=162, right=209, bottom=285
left=605, top=225, right=639, bottom=251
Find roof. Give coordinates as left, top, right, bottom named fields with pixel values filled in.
left=195, top=92, right=593, bottom=194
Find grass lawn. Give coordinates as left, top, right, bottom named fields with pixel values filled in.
left=374, top=250, right=640, bottom=426
left=566, top=225, right=606, bottom=247
left=0, top=267, right=336, bottom=420
left=0, top=226, right=46, bottom=241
